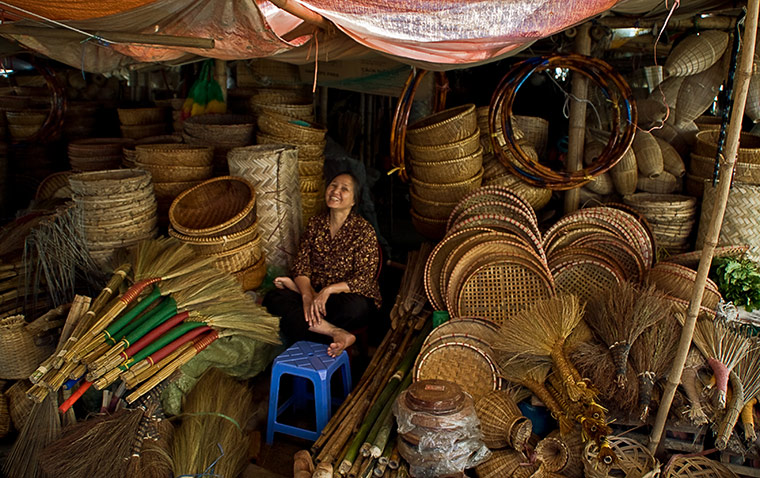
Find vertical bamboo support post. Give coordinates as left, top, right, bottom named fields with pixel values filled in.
left=564, top=22, right=591, bottom=214
left=648, top=1, right=759, bottom=453
left=214, top=59, right=228, bottom=103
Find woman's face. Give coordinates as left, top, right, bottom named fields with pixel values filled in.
left=325, top=174, right=356, bottom=211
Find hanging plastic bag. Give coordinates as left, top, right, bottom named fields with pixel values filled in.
left=182, top=59, right=226, bottom=119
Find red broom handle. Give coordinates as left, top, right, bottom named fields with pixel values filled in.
left=193, top=329, right=219, bottom=351
left=121, top=278, right=162, bottom=304
left=121, top=311, right=190, bottom=360
left=58, top=380, right=92, bottom=413
left=147, top=326, right=211, bottom=365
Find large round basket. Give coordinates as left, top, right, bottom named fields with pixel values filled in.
left=689, top=153, right=760, bottom=184
left=183, top=114, right=256, bottom=144
left=697, top=180, right=760, bottom=261
left=117, top=107, right=166, bottom=125
left=68, top=137, right=135, bottom=158
left=406, top=127, right=481, bottom=162
left=257, top=113, right=327, bottom=144
left=169, top=176, right=256, bottom=237
left=694, top=130, right=760, bottom=164
left=135, top=144, right=213, bottom=167
left=169, top=220, right=259, bottom=254
left=410, top=147, right=483, bottom=184
left=662, top=455, right=738, bottom=478
left=410, top=168, right=483, bottom=202
left=406, top=104, right=477, bottom=146
left=69, top=169, right=152, bottom=196
left=153, top=180, right=202, bottom=199
left=134, top=161, right=213, bottom=183
left=0, top=315, right=55, bottom=379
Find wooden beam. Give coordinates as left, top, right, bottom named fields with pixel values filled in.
left=268, top=0, right=330, bottom=30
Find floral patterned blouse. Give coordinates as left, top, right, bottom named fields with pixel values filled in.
left=293, top=212, right=382, bottom=308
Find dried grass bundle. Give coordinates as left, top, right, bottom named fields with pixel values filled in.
left=715, top=339, right=760, bottom=449
left=138, top=418, right=174, bottom=478
left=629, top=314, right=680, bottom=421
left=172, top=368, right=254, bottom=477
left=585, top=282, right=668, bottom=387
left=680, top=347, right=709, bottom=425
left=2, top=395, right=61, bottom=478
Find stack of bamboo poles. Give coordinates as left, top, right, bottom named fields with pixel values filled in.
left=25, top=238, right=280, bottom=411
left=307, top=249, right=433, bottom=478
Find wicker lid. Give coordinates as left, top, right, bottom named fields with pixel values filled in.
left=404, top=379, right=466, bottom=415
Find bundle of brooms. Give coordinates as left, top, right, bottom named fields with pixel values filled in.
left=305, top=248, right=432, bottom=478
left=25, top=237, right=280, bottom=412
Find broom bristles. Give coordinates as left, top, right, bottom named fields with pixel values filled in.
left=630, top=314, right=680, bottom=379
left=3, top=395, right=61, bottom=478
left=570, top=340, right=639, bottom=415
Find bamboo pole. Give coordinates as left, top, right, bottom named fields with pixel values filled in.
left=648, top=1, right=759, bottom=453
left=564, top=22, right=591, bottom=214
left=268, top=0, right=330, bottom=29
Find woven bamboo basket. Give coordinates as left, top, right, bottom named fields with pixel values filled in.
left=656, top=137, right=686, bottom=177
left=475, top=450, right=538, bottom=478
left=406, top=128, right=481, bottom=162
left=694, top=114, right=723, bottom=131
left=299, top=175, right=323, bottom=193
left=410, top=168, right=483, bottom=202
left=257, top=113, right=327, bottom=144
left=690, top=153, right=760, bottom=184
left=536, top=437, right=570, bottom=473
left=6, top=380, right=32, bottom=431
left=117, top=107, right=166, bottom=125
left=694, top=130, right=760, bottom=164
left=255, top=132, right=327, bottom=156
left=637, top=171, right=678, bottom=193
left=68, top=137, right=135, bottom=158
left=228, top=144, right=301, bottom=270
left=514, top=115, right=550, bottom=158
left=36, top=171, right=73, bottom=200
left=298, top=159, right=324, bottom=177
left=664, top=29, right=729, bottom=76
left=410, top=209, right=448, bottom=240
left=447, top=200, right=539, bottom=238
left=6, top=110, right=46, bottom=126
left=633, top=130, right=664, bottom=178
left=675, top=59, right=727, bottom=124
left=0, top=315, right=55, bottom=379
left=410, top=191, right=457, bottom=219
left=662, top=455, right=738, bottom=478
left=134, top=161, right=213, bottom=183
left=69, top=169, right=152, bottom=196
left=169, top=176, right=256, bottom=237
left=482, top=174, right=553, bottom=210
left=249, top=102, right=314, bottom=122
left=70, top=156, right=123, bottom=172
left=168, top=219, right=259, bottom=254
left=605, top=436, right=657, bottom=478
left=559, top=232, right=646, bottom=282
left=121, top=123, right=167, bottom=140
left=697, top=179, right=760, bottom=261
left=424, top=318, right=500, bottom=347
left=648, top=263, right=722, bottom=309
left=135, top=144, right=213, bottom=167
left=585, top=171, right=614, bottom=195
left=183, top=114, right=255, bottom=144
left=152, top=180, right=202, bottom=199
left=9, top=124, right=41, bottom=140
left=475, top=390, right=532, bottom=450
left=234, top=254, right=267, bottom=290
left=249, top=87, right=311, bottom=105
left=406, top=104, right=477, bottom=146
left=622, top=193, right=696, bottom=220
left=206, top=234, right=262, bottom=273
left=747, top=73, right=760, bottom=122
left=410, top=147, right=483, bottom=184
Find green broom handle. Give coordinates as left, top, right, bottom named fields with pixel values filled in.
left=103, top=287, right=162, bottom=341
left=125, top=321, right=206, bottom=367
left=120, top=297, right=178, bottom=349
left=106, top=296, right=166, bottom=346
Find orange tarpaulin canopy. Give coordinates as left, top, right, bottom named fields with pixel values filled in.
left=0, top=0, right=158, bottom=21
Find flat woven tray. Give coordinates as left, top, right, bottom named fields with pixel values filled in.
left=449, top=185, right=537, bottom=226
left=551, top=255, right=624, bottom=305
left=447, top=213, right=546, bottom=264
left=423, top=317, right=501, bottom=349
left=447, top=200, right=540, bottom=238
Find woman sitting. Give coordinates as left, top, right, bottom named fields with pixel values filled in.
left=263, top=171, right=381, bottom=357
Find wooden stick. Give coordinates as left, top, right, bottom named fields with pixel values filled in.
left=268, top=0, right=330, bottom=29
left=648, top=0, right=759, bottom=453
left=564, top=22, right=591, bottom=214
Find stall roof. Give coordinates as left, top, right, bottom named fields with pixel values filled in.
left=0, top=0, right=741, bottom=73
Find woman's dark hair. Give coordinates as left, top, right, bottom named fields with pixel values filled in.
left=326, top=170, right=362, bottom=207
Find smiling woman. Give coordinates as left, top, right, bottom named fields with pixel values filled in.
left=263, top=170, right=381, bottom=357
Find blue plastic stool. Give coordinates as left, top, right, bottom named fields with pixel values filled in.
left=266, top=341, right=352, bottom=443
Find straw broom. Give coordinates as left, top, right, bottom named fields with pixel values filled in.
left=2, top=395, right=60, bottom=478
left=585, top=282, right=668, bottom=388
left=629, top=313, right=680, bottom=422
left=570, top=340, right=639, bottom=417
left=136, top=417, right=174, bottom=478
left=172, top=368, right=254, bottom=478
left=681, top=347, right=709, bottom=426
left=714, top=338, right=760, bottom=449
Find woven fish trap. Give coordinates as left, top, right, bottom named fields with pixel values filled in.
left=584, top=171, right=614, bottom=195
left=69, top=168, right=152, bottom=196
left=476, top=450, right=538, bottom=478
left=447, top=199, right=540, bottom=239
left=676, top=59, right=727, bottom=125
left=406, top=127, right=481, bottom=162
left=117, top=107, right=166, bottom=125
left=234, top=254, right=267, bottom=291
left=697, top=180, right=760, bottom=261
left=121, top=123, right=167, bottom=140
left=410, top=209, right=448, bottom=240
left=451, top=185, right=537, bottom=225
left=410, top=146, right=483, bottom=184
left=611, top=168, right=638, bottom=196
left=662, top=455, right=738, bottom=478
left=406, top=104, right=477, bottom=146
left=134, top=161, right=213, bottom=183
left=694, top=130, right=760, bottom=164
left=551, top=255, right=625, bottom=305
left=689, top=153, right=760, bottom=184
left=475, top=390, right=532, bottom=450
left=68, top=137, right=135, bottom=158
left=169, top=219, right=259, bottom=254
left=135, top=144, right=213, bottom=167
left=483, top=174, right=553, bottom=210
left=633, top=129, right=664, bottom=178
left=298, top=158, right=324, bottom=177
left=655, top=138, right=686, bottom=178
left=206, top=234, right=262, bottom=273
left=604, top=436, right=658, bottom=477
left=410, top=167, right=483, bottom=203
left=0, top=315, right=55, bottom=380
left=513, top=115, right=550, bottom=158
left=637, top=171, right=678, bottom=194
left=6, top=380, right=32, bottom=431
left=414, top=336, right=501, bottom=403
left=664, top=30, right=729, bottom=77
left=536, top=437, right=570, bottom=473
left=410, top=190, right=457, bottom=219
left=183, top=114, right=255, bottom=144
left=228, top=144, right=301, bottom=270
left=169, top=176, right=256, bottom=237
left=152, top=180, right=202, bottom=199
left=424, top=227, right=494, bottom=310
left=257, top=113, right=327, bottom=144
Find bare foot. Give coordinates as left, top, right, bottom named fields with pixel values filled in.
left=273, top=276, right=298, bottom=292
left=327, top=328, right=355, bottom=357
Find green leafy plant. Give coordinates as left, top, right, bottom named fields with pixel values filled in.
left=712, top=257, right=760, bottom=312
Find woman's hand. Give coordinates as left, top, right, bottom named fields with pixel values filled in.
left=302, top=292, right=319, bottom=327
left=311, top=285, right=334, bottom=323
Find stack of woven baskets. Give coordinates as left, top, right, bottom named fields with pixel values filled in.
left=68, top=138, right=134, bottom=172
left=623, top=193, right=697, bottom=255
left=248, top=87, right=314, bottom=122
left=687, top=131, right=760, bottom=196
left=6, top=110, right=47, bottom=141
left=69, top=169, right=158, bottom=267
left=118, top=107, right=168, bottom=140
left=182, top=114, right=256, bottom=174
left=168, top=176, right=265, bottom=290
left=407, top=104, right=484, bottom=239
left=256, top=113, right=327, bottom=226
left=122, top=134, right=184, bottom=168
left=134, top=144, right=214, bottom=226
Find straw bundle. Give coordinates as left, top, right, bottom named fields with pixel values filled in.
left=632, top=130, right=663, bottom=178
left=714, top=339, right=760, bottom=449
left=570, top=340, right=639, bottom=417
left=173, top=368, right=255, bottom=478
left=228, top=144, right=301, bottom=270
left=2, top=395, right=60, bottom=478
left=675, top=58, right=727, bottom=125
left=664, top=30, right=729, bottom=77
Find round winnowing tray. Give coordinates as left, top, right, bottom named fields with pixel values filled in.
left=424, top=317, right=501, bottom=349
left=446, top=213, right=545, bottom=263
left=450, top=185, right=537, bottom=225
left=447, top=200, right=539, bottom=238
left=551, top=256, right=625, bottom=305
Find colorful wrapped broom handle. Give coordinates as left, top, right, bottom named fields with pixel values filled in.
left=59, top=380, right=92, bottom=414
left=120, top=312, right=191, bottom=361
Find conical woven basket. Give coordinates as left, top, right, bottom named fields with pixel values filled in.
left=633, top=130, right=664, bottom=178
left=664, top=30, right=729, bottom=77
left=228, top=144, right=301, bottom=270
left=675, top=58, right=727, bottom=125
left=475, top=390, right=532, bottom=450
left=697, top=179, right=760, bottom=261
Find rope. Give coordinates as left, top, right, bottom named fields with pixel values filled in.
left=490, top=54, right=637, bottom=191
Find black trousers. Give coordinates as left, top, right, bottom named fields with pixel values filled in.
left=262, top=288, right=374, bottom=345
